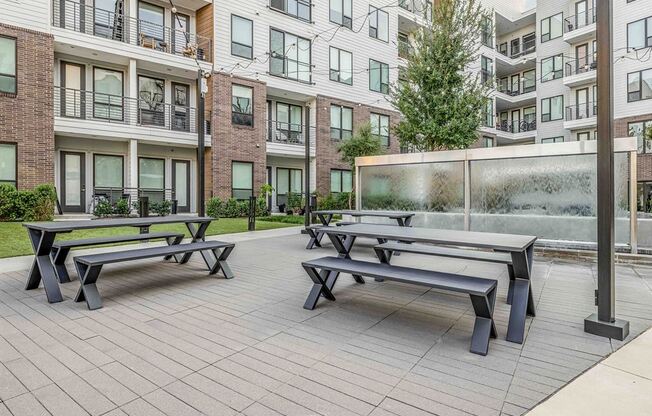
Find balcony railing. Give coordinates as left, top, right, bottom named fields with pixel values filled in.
left=496, top=119, right=537, bottom=133
left=398, top=0, right=432, bottom=21
left=565, top=58, right=597, bottom=76
left=480, top=69, right=493, bottom=85
left=566, top=101, right=598, bottom=121
left=267, top=120, right=304, bottom=145
left=398, top=39, right=413, bottom=59
left=52, top=0, right=212, bottom=62
left=497, top=82, right=536, bottom=96
left=54, top=87, right=211, bottom=135
left=498, top=39, right=536, bottom=60
left=564, top=8, right=596, bottom=33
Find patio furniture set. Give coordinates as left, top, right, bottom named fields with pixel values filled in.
left=302, top=210, right=537, bottom=356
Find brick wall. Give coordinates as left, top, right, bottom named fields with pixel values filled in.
left=314, top=94, right=401, bottom=196
left=0, top=23, right=54, bottom=190
left=210, top=73, right=267, bottom=199
left=615, top=112, right=652, bottom=182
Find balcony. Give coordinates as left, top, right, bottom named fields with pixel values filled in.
left=491, top=119, right=537, bottom=141
left=563, top=9, right=596, bottom=43
left=52, top=0, right=212, bottom=63
left=398, top=39, right=413, bottom=59
left=398, top=0, right=432, bottom=33
left=398, top=0, right=432, bottom=21
left=495, top=82, right=537, bottom=106
left=266, top=120, right=316, bottom=157
left=497, top=39, right=536, bottom=60
left=564, top=58, right=597, bottom=87
left=495, top=40, right=536, bottom=73
left=54, top=87, right=211, bottom=144
left=565, top=101, right=597, bottom=130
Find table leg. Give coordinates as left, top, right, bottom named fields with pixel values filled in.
left=25, top=229, right=63, bottom=303
left=179, top=221, right=212, bottom=266
left=326, top=233, right=364, bottom=284
left=317, top=213, right=333, bottom=226
left=506, top=244, right=536, bottom=344
left=51, top=246, right=72, bottom=283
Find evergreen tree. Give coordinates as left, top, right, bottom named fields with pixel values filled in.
left=390, top=0, right=491, bottom=151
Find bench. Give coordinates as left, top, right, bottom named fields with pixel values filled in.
left=50, top=232, right=185, bottom=284
left=374, top=242, right=516, bottom=303
left=302, top=256, right=498, bottom=355
left=305, top=225, right=329, bottom=249
left=73, top=240, right=235, bottom=310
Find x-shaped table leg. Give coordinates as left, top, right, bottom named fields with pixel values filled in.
left=506, top=243, right=536, bottom=344
left=208, top=245, right=235, bottom=279
left=25, top=228, right=66, bottom=303
left=326, top=233, right=364, bottom=285
left=303, top=265, right=336, bottom=310
left=179, top=221, right=212, bottom=266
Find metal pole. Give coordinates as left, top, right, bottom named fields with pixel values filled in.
left=304, top=105, right=311, bottom=228
left=197, top=70, right=206, bottom=217
left=584, top=0, right=629, bottom=340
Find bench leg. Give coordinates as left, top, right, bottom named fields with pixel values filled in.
left=303, top=266, right=336, bottom=310
left=164, top=236, right=184, bottom=262
left=209, top=246, right=235, bottom=279
left=329, top=234, right=365, bottom=284
left=506, top=264, right=515, bottom=305
left=373, top=243, right=391, bottom=282
left=74, top=262, right=104, bottom=310
left=469, top=288, right=497, bottom=356
left=51, top=246, right=72, bottom=283
left=305, top=229, right=323, bottom=250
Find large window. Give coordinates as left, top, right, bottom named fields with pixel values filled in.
left=541, top=54, right=563, bottom=82
left=269, top=29, right=311, bottom=83
left=481, top=16, right=493, bottom=48
left=629, top=120, right=652, bottom=154
left=139, top=157, right=165, bottom=202
left=138, top=75, right=165, bottom=126
left=331, top=169, right=352, bottom=193
left=541, top=13, right=563, bottom=43
left=270, top=0, right=311, bottom=22
left=276, top=167, right=302, bottom=206
left=329, top=47, right=353, bottom=85
left=0, top=36, right=17, bottom=94
left=330, top=0, right=352, bottom=29
left=627, top=16, right=652, bottom=50
left=232, top=161, right=253, bottom=200
left=94, top=154, right=124, bottom=200
left=369, top=59, right=389, bottom=93
left=276, top=102, right=302, bottom=142
left=330, top=105, right=353, bottom=140
left=231, top=15, right=253, bottom=59
left=93, top=67, right=123, bottom=120
left=369, top=6, right=389, bottom=42
left=370, top=113, right=390, bottom=147
left=138, top=2, right=165, bottom=48
left=0, top=143, right=17, bottom=188
left=481, top=55, right=493, bottom=84
left=627, top=69, right=652, bottom=102
left=232, top=84, right=253, bottom=126
left=541, top=95, right=563, bottom=122
left=523, top=69, right=536, bottom=92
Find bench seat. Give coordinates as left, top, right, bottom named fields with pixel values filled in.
left=301, top=256, right=498, bottom=355
left=73, top=240, right=235, bottom=310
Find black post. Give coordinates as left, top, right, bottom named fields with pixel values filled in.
left=584, top=0, right=629, bottom=340
left=248, top=196, right=256, bottom=231
left=197, top=70, right=206, bottom=217
left=304, top=105, right=311, bottom=228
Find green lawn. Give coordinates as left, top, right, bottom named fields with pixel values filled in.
left=0, top=218, right=301, bottom=259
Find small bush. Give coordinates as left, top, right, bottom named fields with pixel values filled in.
left=317, top=192, right=353, bottom=211
left=258, top=215, right=305, bottom=224
left=93, top=200, right=114, bottom=218
left=113, top=198, right=131, bottom=217
left=206, top=197, right=223, bottom=218
left=150, top=200, right=172, bottom=216
left=0, top=183, right=57, bottom=221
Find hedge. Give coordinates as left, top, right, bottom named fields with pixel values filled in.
left=0, top=184, right=58, bottom=221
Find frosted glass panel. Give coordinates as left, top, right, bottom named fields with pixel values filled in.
left=65, top=154, right=81, bottom=205
left=174, top=162, right=187, bottom=206
left=94, top=155, right=123, bottom=188
left=139, top=158, right=164, bottom=189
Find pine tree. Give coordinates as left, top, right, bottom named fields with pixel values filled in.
left=390, top=0, right=491, bottom=151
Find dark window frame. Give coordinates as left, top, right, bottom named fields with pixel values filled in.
left=541, top=54, right=564, bottom=82
left=369, top=5, right=389, bottom=42
left=330, top=104, right=353, bottom=141
left=268, top=27, right=312, bottom=84
left=329, top=46, right=353, bottom=85
left=232, top=83, right=254, bottom=127
left=369, top=59, right=389, bottom=93
left=0, top=142, right=17, bottom=188
left=629, top=119, right=652, bottom=154
left=541, top=12, right=563, bottom=43
left=275, top=167, right=303, bottom=206
left=269, top=0, right=312, bottom=22
left=330, top=168, right=352, bottom=194
left=231, top=14, right=253, bottom=59
left=329, top=0, right=352, bottom=29
left=627, top=68, right=652, bottom=102
left=541, top=136, right=564, bottom=143
left=370, top=112, right=390, bottom=147
left=0, top=35, right=17, bottom=96
left=92, top=66, right=125, bottom=121
left=627, top=16, right=652, bottom=50
left=232, top=160, right=254, bottom=200
left=541, top=95, right=564, bottom=122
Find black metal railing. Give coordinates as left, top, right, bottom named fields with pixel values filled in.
left=267, top=120, right=304, bottom=145
left=398, top=0, right=432, bottom=21
left=52, top=0, right=212, bottom=62
left=497, top=81, right=536, bottom=96
left=566, top=101, right=598, bottom=121
left=496, top=119, right=537, bottom=133
left=498, top=39, right=536, bottom=59
left=565, top=57, right=597, bottom=76
left=564, top=8, right=596, bottom=33
left=54, top=87, right=211, bottom=134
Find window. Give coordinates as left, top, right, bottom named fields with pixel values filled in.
left=270, top=0, right=311, bottom=22
left=138, top=75, right=165, bottom=126
left=484, top=137, right=494, bottom=148
left=629, top=120, right=652, bottom=154
left=275, top=102, right=302, bottom=142
left=232, top=84, right=253, bottom=126
left=541, top=54, right=563, bottom=82
left=276, top=167, right=302, bottom=206
left=94, top=154, right=123, bottom=200
left=627, top=69, right=652, bottom=102
left=330, top=105, right=353, bottom=140
left=331, top=169, right=352, bottom=193
left=627, top=17, right=652, bottom=50
left=139, top=2, right=165, bottom=48
left=541, top=95, right=563, bottom=122
left=231, top=15, right=253, bottom=59
left=329, top=47, right=353, bottom=85
left=541, top=13, right=563, bottom=42
left=369, top=6, right=389, bottom=42
left=0, top=36, right=17, bottom=94
left=577, top=131, right=591, bottom=141
left=93, top=67, right=123, bottom=120
left=481, top=56, right=493, bottom=84
left=330, top=0, right=352, bottom=29
left=637, top=181, right=652, bottom=213
left=523, top=69, right=536, bottom=92
left=369, top=59, right=389, bottom=93
left=522, top=32, right=536, bottom=53
left=139, top=157, right=165, bottom=202
left=270, top=29, right=311, bottom=83
left=523, top=106, right=536, bottom=127
left=482, top=99, right=493, bottom=127
left=510, top=38, right=520, bottom=57
left=370, top=113, right=390, bottom=146
left=232, top=161, right=254, bottom=200
left=0, top=143, right=17, bottom=188
left=94, top=0, right=120, bottom=39
left=481, top=16, right=493, bottom=48
left=541, top=136, right=564, bottom=144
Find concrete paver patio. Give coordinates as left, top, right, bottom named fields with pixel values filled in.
left=0, top=228, right=651, bottom=416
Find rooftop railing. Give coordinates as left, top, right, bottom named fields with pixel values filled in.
left=564, top=8, right=596, bottom=33
left=52, top=0, right=212, bottom=62
left=566, top=101, right=598, bottom=121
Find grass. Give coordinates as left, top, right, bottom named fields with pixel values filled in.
left=0, top=217, right=300, bottom=259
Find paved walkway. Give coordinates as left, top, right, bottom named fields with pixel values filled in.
left=0, top=230, right=651, bottom=416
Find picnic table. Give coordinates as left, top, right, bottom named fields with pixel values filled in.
left=314, top=223, right=537, bottom=344
left=23, top=216, right=215, bottom=303
left=312, top=210, right=415, bottom=227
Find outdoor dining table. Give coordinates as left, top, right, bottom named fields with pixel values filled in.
left=22, top=216, right=215, bottom=304
left=316, top=223, right=537, bottom=344
left=312, top=210, right=416, bottom=227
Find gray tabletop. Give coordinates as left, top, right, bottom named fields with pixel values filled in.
left=23, top=216, right=214, bottom=232
left=312, top=210, right=415, bottom=219
left=318, top=223, right=536, bottom=252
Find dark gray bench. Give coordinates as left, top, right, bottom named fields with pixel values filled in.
left=374, top=242, right=516, bottom=303
left=302, top=256, right=498, bottom=355
left=305, top=225, right=328, bottom=249
left=73, top=241, right=235, bottom=310
left=50, top=232, right=184, bottom=283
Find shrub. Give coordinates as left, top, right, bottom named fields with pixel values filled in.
left=206, top=197, right=223, bottom=218
left=150, top=200, right=172, bottom=216
left=0, top=183, right=57, bottom=221
left=93, top=200, right=113, bottom=218
left=113, top=198, right=131, bottom=217
left=317, top=192, right=353, bottom=211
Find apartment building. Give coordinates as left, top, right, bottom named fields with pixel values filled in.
left=0, top=0, right=426, bottom=213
